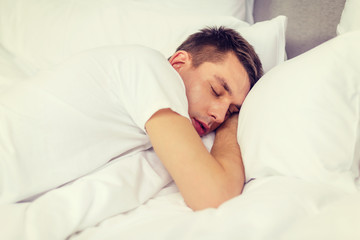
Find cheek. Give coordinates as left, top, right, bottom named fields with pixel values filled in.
left=186, top=84, right=206, bottom=109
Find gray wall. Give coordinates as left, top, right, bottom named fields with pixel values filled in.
left=253, top=0, right=346, bottom=59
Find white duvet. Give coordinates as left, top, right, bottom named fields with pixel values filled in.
left=1, top=32, right=360, bottom=240
left=71, top=177, right=360, bottom=240
left=2, top=164, right=359, bottom=240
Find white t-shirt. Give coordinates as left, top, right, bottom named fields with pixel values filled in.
left=0, top=45, right=190, bottom=203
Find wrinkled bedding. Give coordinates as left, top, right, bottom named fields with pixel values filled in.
left=0, top=20, right=360, bottom=240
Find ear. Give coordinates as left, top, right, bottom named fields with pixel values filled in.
left=169, top=50, right=192, bottom=73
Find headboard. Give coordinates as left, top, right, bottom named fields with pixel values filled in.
left=253, top=0, right=346, bottom=59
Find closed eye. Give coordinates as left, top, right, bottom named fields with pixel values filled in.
left=211, top=86, right=220, bottom=97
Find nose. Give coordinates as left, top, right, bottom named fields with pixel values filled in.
left=208, top=102, right=229, bottom=124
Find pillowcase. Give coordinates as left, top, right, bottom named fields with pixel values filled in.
left=0, top=0, right=254, bottom=54
left=238, top=30, right=360, bottom=191
left=123, top=0, right=255, bottom=23
left=237, top=16, right=287, bottom=73
left=337, top=0, right=360, bottom=35
left=0, top=44, right=28, bottom=93
left=0, top=0, right=283, bottom=74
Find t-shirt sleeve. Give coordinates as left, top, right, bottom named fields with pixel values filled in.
left=118, top=47, right=190, bottom=133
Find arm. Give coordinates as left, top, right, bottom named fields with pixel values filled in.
left=145, top=108, right=245, bottom=211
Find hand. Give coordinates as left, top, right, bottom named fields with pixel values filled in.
left=215, top=113, right=239, bottom=135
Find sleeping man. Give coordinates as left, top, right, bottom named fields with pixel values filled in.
left=0, top=27, right=263, bottom=210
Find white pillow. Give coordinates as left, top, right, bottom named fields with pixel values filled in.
left=0, top=0, right=254, bottom=52
left=0, top=0, right=283, bottom=73
left=238, top=16, right=287, bottom=73
left=0, top=44, right=28, bottom=93
left=125, top=0, right=255, bottom=24
left=238, top=30, right=360, bottom=191
left=337, top=0, right=360, bottom=35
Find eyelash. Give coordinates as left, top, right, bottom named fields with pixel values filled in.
left=211, top=86, right=220, bottom=97
left=212, top=85, right=232, bottom=115
left=211, top=85, right=237, bottom=116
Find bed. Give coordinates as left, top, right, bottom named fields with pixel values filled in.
left=0, top=0, right=359, bottom=239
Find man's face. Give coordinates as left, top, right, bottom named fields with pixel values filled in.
left=170, top=51, right=250, bottom=136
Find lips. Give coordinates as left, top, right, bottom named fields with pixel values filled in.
left=191, top=118, right=209, bottom=136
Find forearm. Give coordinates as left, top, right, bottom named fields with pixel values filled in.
left=210, top=114, right=245, bottom=198
left=211, top=116, right=241, bottom=162
left=146, top=109, right=244, bottom=211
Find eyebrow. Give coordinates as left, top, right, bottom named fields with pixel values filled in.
left=214, top=75, right=241, bottom=111
left=214, top=75, right=232, bottom=95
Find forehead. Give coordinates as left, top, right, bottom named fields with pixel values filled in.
left=210, top=52, right=250, bottom=96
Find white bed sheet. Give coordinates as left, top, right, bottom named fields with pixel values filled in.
left=0, top=148, right=173, bottom=240
left=0, top=45, right=27, bottom=93
left=70, top=176, right=360, bottom=240
left=1, top=34, right=359, bottom=240
left=2, top=162, right=359, bottom=240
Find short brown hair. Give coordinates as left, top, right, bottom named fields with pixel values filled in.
left=175, top=26, right=263, bottom=89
